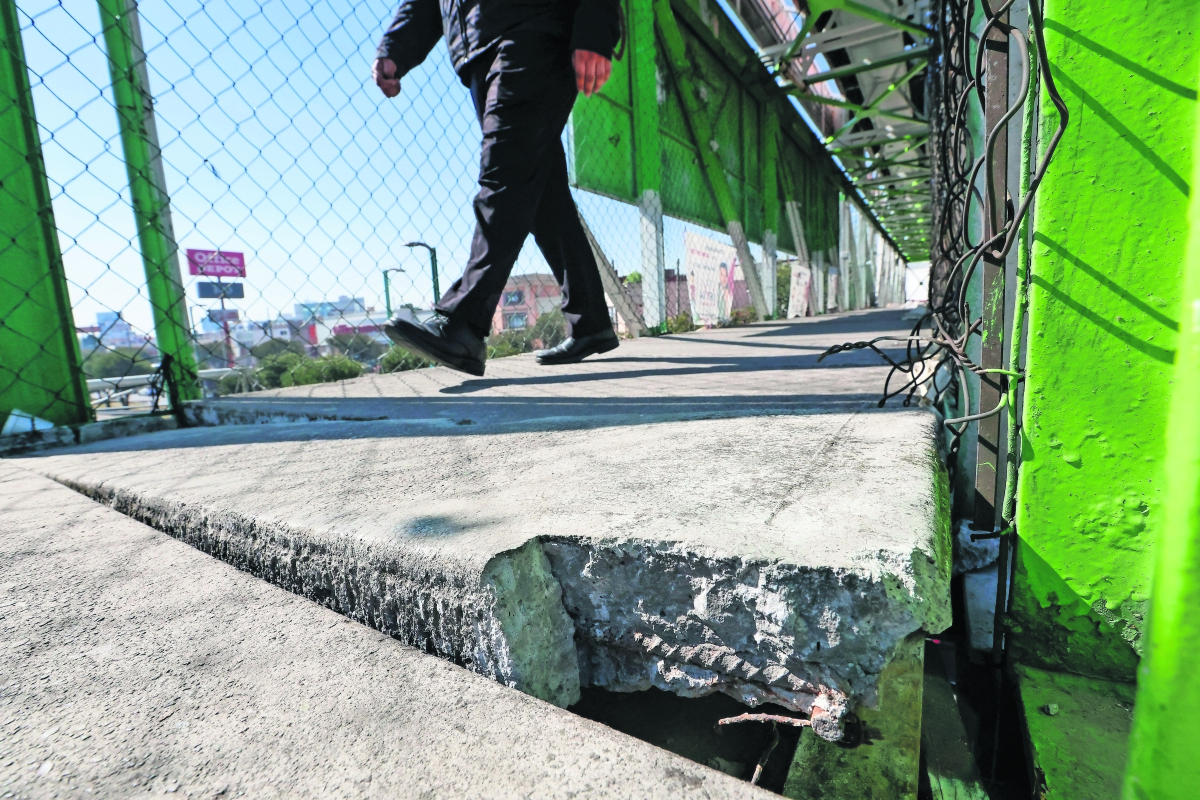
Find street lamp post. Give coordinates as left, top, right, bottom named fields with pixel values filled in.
left=404, top=241, right=440, bottom=304
left=381, top=267, right=405, bottom=317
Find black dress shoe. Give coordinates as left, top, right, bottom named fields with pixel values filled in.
left=534, top=329, right=619, bottom=365
left=382, top=313, right=486, bottom=376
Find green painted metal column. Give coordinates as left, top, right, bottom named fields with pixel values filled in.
left=630, top=0, right=666, bottom=330
left=761, top=106, right=779, bottom=318
left=1010, top=0, right=1198, bottom=681
left=1123, top=55, right=1200, bottom=799
left=652, top=0, right=769, bottom=319
left=0, top=0, right=91, bottom=429
left=98, top=0, right=199, bottom=408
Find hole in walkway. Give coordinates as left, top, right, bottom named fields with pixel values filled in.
left=569, top=687, right=804, bottom=794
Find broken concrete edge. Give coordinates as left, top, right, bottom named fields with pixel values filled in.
left=0, top=413, right=178, bottom=458
left=39, top=466, right=951, bottom=746
left=1, top=465, right=772, bottom=800
left=44, top=470, right=580, bottom=709
left=782, top=632, right=926, bottom=800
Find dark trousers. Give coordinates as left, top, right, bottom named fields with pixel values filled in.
left=434, top=33, right=612, bottom=340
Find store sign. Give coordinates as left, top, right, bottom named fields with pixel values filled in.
left=187, top=249, right=246, bottom=277
left=197, top=281, right=244, bottom=299
left=208, top=309, right=240, bottom=323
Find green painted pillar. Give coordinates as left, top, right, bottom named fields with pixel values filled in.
left=0, top=0, right=91, bottom=429
left=761, top=107, right=780, bottom=318
left=652, top=0, right=769, bottom=319
left=1010, top=0, right=1198, bottom=680
left=1123, top=53, right=1200, bottom=800
left=97, top=0, right=200, bottom=408
left=629, top=0, right=665, bottom=329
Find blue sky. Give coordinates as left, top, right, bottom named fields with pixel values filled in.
left=19, top=0, right=772, bottom=339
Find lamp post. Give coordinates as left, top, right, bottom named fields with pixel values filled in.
left=381, top=267, right=405, bottom=317
left=404, top=241, right=440, bottom=304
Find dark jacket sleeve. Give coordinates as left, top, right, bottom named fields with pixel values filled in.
left=376, top=0, right=444, bottom=80
left=570, top=0, right=622, bottom=60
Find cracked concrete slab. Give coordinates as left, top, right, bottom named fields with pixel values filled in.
left=0, top=463, right=767, bottom=799
left=19, top=405, right=951, bottom=739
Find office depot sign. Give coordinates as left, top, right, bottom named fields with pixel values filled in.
left=187, top=249, right=246, bottom=278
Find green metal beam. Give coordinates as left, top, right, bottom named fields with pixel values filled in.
left=97, top=0, right=200, bottom=409
left=797, top=46, right=931, bottom=87
left=654, top=0, right=769, bottom=318
left=0, top=0, right=91, bottom=428
left=797, top=93, right=927, bottom=125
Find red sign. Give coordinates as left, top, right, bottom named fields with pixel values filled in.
left=208, top=309, right=240, bottom=323
left=187, top=248, right=246, bottom=277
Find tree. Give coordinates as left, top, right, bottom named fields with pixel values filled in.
left=255, top=352, right=308, bottom=389
left=250, top=338, right=308, bottom=360
left=327, top=333, right=387, bottom=363
left=528, top=308, right=567, bottom=350
left=624, top=271, right=643, bottom=284
left=81, top=346, right=157, bottom=379
left=380, top=346, right=434, bottom=373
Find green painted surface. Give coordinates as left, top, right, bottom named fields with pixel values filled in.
left=1123, top=50, right=1200, bottom=800
left=628, top=0, right=660, bottom=199
left=1012, top=0, right=1199, bottom=681
left=921, top=645, right=987, bottom=800
left=783, top=633, right=924, bottom=800
left=0, top=0, right=91, bottom=428
left=98, top=0, right=200, bottom=406
left=568, top=0, right=840, bottom=255
left=1015, top=663, right=1134, bottom=799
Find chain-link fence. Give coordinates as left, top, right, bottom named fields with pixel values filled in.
left=2, top=0, right=906, bottom=433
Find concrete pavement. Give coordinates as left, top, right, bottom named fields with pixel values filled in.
left=0, top=463, right=767, bottom=799
left=185, top=310, right=914, bottom=429
left=16, top=311, right=951, bottom=743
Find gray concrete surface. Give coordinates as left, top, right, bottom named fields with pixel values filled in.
left=0, top=463, right=767, bottom=799
left=184, top=311, right=912, bottom=429
left=22, top=406, right=951, bottom=740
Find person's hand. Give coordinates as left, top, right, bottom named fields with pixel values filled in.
left=373, top=57, right=401, bottom=98
left=572, top=50, right=611, bottom=97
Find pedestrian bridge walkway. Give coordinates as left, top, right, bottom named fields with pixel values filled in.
left=6, top=309, right=952, bottom=797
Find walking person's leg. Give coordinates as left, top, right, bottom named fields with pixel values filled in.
left=383, top=33, right=583, bottom=374
left=528, top=146, right=619, bottom=363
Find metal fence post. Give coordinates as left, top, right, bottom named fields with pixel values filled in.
left=761, top=107, right=780, bottom=318
left=630, top=0, right=666, bottom=330
left=974, top=9, right=1009, bottom=535
left=0, top=0, right=92, bottom=428
left=652, top=0, right=769, bottom=320
left=97, top=0, right=200, bottom=409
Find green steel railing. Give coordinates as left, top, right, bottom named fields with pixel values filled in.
left=97, top=0, right=200, bottom=409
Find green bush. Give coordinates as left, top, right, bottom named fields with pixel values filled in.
left=487, top=330, right=528, bottom=359
left=256, top=352, right=308, bottom=389
left=485, top=309, right=568, bottom=359
left=529, top=309, right=567, bottom=350
left=380, top=346, right=434, bottom=373
left=624, top=271, right=643, bottom=284
left=281, top=354, right=362, bottom=386
left=725, top=306, right=759, bottom=327
left=776, top=262, right=792, bottom=319
left=81, top=346, right=157, bottom=379
left=327, top=333, right=388, bottom=363
left=217, top=368, right=261, bottom=395
left=250, top=338, right=307, bottom=360
left=666, top=312, right=696, bottom=334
